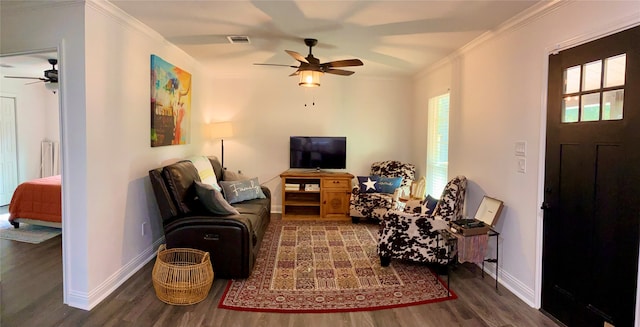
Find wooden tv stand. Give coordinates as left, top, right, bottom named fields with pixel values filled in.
left=280, top=170, right=353, bottom=221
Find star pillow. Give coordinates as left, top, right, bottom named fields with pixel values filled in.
left=357, top=176, right=379, bottom=193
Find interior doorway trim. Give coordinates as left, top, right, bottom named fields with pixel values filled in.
left=0, top=93, right=19, bottom=206
left=534, top=17, right=640, bottom=322
left=0, top=45, right=66, bottom=303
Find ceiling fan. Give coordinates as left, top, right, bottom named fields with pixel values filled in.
left=4, top=58, right=59, bottom=85
left=254, top=38, right=363, bottom=87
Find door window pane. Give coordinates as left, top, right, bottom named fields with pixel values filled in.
left=564, top=65, right=581, bottom=94
left=602, top=89, right=624, bottom=120
left=604, top=54, right=626, bottom=87
left=560, top=53, right=625, bottom=124
left=562, top=96, right=579, bottom=123
left=582, top=60, right=602, bottom=91
left=581, top=93, right=600, bottom=122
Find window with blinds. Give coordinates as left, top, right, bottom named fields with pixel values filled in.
left=426, top=93, right=450, bottom=197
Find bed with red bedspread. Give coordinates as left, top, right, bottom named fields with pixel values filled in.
left=8, top=175, right=62, bottom=228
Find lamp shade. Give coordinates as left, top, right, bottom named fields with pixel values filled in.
left=209, top=122, right=233, bottom=139
left=299, top=70, right=322, bottom=87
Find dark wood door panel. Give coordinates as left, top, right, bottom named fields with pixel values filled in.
left=542, top=25, right=640, bottom=327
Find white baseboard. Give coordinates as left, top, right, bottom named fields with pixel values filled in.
left=481, top=261, right=536, bottom=307
left=65, top=290, right=89, bottom=310
left=66, top=237, right=165, bottom=310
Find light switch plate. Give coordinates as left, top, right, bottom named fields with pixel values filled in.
left=515, top=141, right=526, bottom=157
left=517, top=158, right=526, bottom=173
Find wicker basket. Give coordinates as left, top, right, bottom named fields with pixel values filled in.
left=152, top=244, right=214, bottom=305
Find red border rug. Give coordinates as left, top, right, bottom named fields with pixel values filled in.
left=218, top=218, right=456, bottom=313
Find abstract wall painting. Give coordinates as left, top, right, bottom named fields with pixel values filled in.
left=150, top=55, right=192, bottom=147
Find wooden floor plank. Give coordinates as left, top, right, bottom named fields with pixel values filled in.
left=0, top=213, right=561, bottom=327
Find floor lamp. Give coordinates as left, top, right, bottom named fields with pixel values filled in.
left=209, top=122, right=233, bottom=169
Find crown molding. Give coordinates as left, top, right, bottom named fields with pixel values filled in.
left=414, top=0, right=567, bottom=80
left=456, top=0, right=568, bottom=56
left=85, top=0, right=166, bottom=44
left=84, top=0, right=202, bottom=67
left=552, top=13, right=640, bottom=54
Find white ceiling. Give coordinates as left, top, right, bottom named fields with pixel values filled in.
left=0, top=1, right=539, bottom=80
left=110, top=0, right=539, bottom=77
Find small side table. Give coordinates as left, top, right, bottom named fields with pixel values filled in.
left=444, top=227, right=501, bottom=291
left=435, top=229, right=458, bottom=296
left=481, top=228, right=500, bottom=290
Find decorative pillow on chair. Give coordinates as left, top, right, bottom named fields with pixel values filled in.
left=422, top=194, right=439, bottom=215
left=188, top=155, right=221, bottom=191
left=357, top=176, right=379, bottom=193
left=194, top=181, right=239, bottom=215
left=219, top=177, right=266, bottom=204
left=375, top=176, right=403, bottom=194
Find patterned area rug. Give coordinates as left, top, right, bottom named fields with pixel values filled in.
left=219, top=218, right=456, bottom=313
left=0, top=213, right=61, bottom=244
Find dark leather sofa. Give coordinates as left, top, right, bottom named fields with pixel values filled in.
left=148, top=156, right=270, bottom=279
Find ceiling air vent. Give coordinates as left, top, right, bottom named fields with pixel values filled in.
left=227, top=36, right=250, bottom=44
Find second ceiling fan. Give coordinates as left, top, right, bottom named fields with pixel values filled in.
left=255, top=38, right=363, bottom=87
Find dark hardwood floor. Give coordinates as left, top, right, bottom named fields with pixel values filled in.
left=0, top=213, right=561, bottom=327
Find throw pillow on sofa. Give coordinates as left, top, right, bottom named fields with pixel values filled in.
left=219, top=177, right=267, bottom=204
left=188, top=155, right=221, bottom=191
left=194, top=181, right=239, bottom=215
left=223, top=170, right=249, bottom=181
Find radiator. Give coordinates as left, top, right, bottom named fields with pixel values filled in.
left=41, top=140, right=60, bottom=177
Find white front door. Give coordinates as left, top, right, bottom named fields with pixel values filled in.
left=0, top=96, right=18, bottom=206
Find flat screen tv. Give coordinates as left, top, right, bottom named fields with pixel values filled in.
left=290, top=136, right=347, bottom=169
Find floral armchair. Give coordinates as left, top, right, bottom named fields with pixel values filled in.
left=349, top=161, right=416, bottom=223
left=377, top=175, right=467, bottom=266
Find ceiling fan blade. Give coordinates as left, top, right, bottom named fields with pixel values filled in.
left=285, top=50, right=309, bottom=63
left=289, top=71, right=300, bottom=77
left=324, top=59, right=364, bottom=68
left=4, top=76, right=46, bottom=80
left=25, top=80, right=46, bottom=85
left=254, top=63, right=299, bottom=68
left=324, top=68, right=355, bottom=76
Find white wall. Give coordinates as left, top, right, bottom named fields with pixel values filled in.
left=202, top=74, right=413, bottom=209
left=413, top=0, right=640, bottom=309
left=83, top=1, right=216, bottom=306
left=0, top=0, right=211, bottom=309
left=0, top=78, right=59, bottom=182
left=1, top=0, right=414, bottom=310
left=412, top=62, right=452, bottom=179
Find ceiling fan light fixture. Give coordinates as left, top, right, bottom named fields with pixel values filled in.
left=45, top=81, right=59, bottom=94
left=299, top=70, right=322, bottom=87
